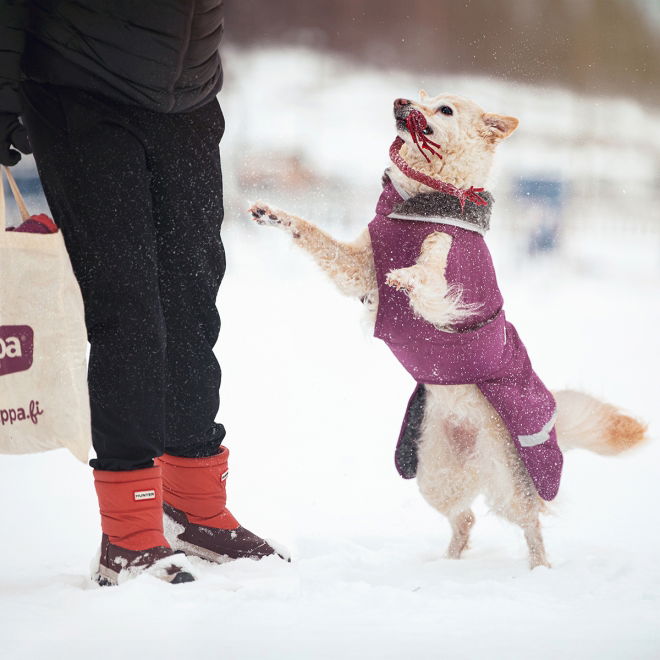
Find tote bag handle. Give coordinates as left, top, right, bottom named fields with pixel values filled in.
left=1, top=166, right=31, bottom=231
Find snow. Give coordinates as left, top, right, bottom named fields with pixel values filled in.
left=2, top=224, right=658, bottom=659
left=2, top=47, right=660, bottom=658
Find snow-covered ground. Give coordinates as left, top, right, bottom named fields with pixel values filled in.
left=2, top=48, right=659, bottom=658
left=2, top=222, right=658, bottom=659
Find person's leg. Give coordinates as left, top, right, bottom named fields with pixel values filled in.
left=142, top=98, right=285, bottom=561
left=146, top=98, right=227, bottom=458
left=21, top=83, right=195, bottom=584
left=21, top=84, right=168, bottom=470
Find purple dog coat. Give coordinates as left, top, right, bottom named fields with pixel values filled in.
left=368, top=178, right=563, bottom=500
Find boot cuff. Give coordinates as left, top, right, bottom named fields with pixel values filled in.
left=156, top=447, right=227, bottom=469
left=93, top=466, right=162, bottom=483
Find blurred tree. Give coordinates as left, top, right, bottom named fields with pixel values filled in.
left=224, top=0, right=659, bottom=105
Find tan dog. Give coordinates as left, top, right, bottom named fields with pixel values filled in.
left=248, top=92, right=647, bottom=568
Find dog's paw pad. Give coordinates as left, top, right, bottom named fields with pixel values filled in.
left=247, top=203, right=298, bottom=236
left=248, top=203, right=282, bottom=226
left=248, top=205, right=266, bottom=222
left=386, top=270, right=416, bottom=293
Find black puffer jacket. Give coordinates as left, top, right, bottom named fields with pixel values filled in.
left=0, top=0, right=224, bottom=115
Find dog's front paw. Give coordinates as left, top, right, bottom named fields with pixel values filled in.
left=386, top=268, right=419, bottom=294
left=248, top=202, right=295, bottom=232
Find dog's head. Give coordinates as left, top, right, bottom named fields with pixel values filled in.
left=391, top=91, right=519, bottom=192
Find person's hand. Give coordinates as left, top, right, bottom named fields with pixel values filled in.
left=0, top=113, right=32, bottom=166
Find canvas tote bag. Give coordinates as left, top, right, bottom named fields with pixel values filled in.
left=0, top=166, right=91, bottom=462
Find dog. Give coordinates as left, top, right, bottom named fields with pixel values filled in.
left=248, top=91, right=647, bottom=568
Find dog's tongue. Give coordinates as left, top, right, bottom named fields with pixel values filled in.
left=405, top=109, right=442, bottom=163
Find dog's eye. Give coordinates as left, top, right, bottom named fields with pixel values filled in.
left=438, top=105, right=453, bottom=116
left=422, top=126, right=433, bottom=135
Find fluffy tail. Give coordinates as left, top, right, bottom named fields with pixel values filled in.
left=554, top=390, right=648, bottom=455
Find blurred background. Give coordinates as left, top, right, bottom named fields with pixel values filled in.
left=228, top=0, right=660, bottom=102
left=218, top=0, right=660, bottom=273
left=5, top=0, right=660, bottom=273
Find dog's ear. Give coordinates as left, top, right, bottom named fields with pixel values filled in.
left=419, top=89, right=430, bottom=102
left=481, top=113, right=519, bottom=142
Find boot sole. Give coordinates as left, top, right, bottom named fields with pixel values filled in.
left=92, top=559, right=195, bottom=586
left=94, top=563, right=120, bottom=586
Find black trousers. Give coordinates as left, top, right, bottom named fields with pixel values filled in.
left=21, top=82, right=227, bottom=470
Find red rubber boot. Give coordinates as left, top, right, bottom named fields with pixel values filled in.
left=157, top=448, right=286, bottom=563
left=92, top=467, right=195, bottom=585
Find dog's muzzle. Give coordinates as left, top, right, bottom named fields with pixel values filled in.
left=394, top=98, right=412, bottom=126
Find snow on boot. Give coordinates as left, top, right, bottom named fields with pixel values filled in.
left=157, top=448, right=287, bottom=563
left=93, top=467, right=196, bottom=586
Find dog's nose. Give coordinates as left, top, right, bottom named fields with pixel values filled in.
left=394, top=98, right=411, bottom=108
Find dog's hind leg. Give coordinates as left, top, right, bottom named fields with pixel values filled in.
left=416, top=385, right=481, bottom=560
left=522, top=519, right=550, bottom=569
left=498, top=492, right=550, bottom=569
left=249, top=202, right=376, bottom=298
left=446, top=509, right=475, bottom=559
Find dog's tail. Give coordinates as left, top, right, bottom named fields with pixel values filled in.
left=554, top=390, right=648, bottom=455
